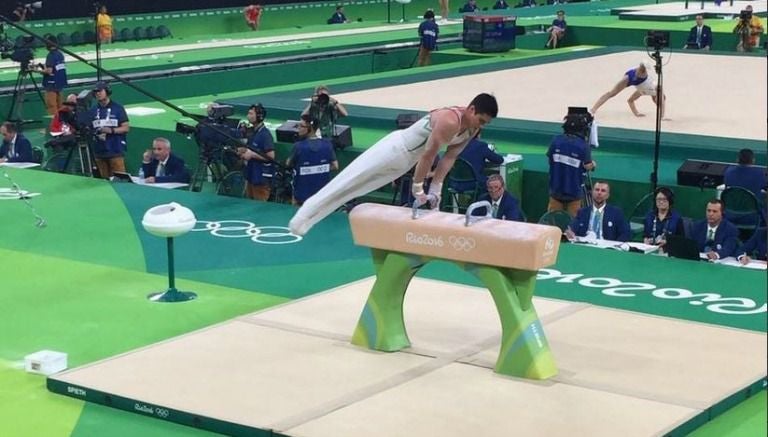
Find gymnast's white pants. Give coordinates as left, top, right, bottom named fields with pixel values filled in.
left=289, top=129, right=424, bottom=235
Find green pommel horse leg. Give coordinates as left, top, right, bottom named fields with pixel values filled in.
left=351, top=249, right=423, bottom=352
left=350, top=248, right=557, bottom=380
left=470, top=265, right=557, bottom=380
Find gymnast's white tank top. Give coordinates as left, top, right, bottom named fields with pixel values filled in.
left=401, top=106, right=477, bottom=152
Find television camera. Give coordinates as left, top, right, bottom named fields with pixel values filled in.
left=645, top=30, right=670, bottom=50
left=0, top=30, right=36, bottom=71
left=44, top=89, right=96, bottom=149
left=563, top=106, right=593, bottom=140
left=739, top=9, right=753, bottom=21
left=17, top=2, right=44, bottom=14
left=175, top=104, right=246, bottom=167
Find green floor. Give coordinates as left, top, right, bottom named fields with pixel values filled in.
left=1, top=168, right=766, bottom=436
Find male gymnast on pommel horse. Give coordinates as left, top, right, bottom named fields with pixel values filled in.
left=289, top=93, right=499, bottom=236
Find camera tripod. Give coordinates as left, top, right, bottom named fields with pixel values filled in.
left=46, top=134, right=97, bottom=177
left=6, top=66, right=45, bottom=123
left=190, top=148, right=229, bottom=193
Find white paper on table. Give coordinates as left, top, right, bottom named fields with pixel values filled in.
left=716, top=257, right=768, bottom=270
left=0, top=162, right=40, bottom=169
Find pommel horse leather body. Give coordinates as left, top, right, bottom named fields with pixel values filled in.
left=348, top=203, right=562, bottom=379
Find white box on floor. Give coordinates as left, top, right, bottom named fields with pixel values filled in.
left=25, top=350, right=67, bottom=375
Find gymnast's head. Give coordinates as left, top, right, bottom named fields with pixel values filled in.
left=466, top=93, right=498, bottom=129
left=636, top=61, right=648, bottom=77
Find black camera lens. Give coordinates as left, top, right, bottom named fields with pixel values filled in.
left=316, top=93, right=330, bottom=106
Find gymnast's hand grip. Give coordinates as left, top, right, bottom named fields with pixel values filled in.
left=465, top=200, right=493, bottom=227
left=412, top=194, right=438, bottom=219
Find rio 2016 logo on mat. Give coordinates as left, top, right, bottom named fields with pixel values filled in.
left=537, top=268, right=766, bottom=316
left=190, top=220, right=302, bottom=245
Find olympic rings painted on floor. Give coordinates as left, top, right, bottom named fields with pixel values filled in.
left=190, top=220, right=302, bottom=245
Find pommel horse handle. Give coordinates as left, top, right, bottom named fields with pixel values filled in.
left=411, top=194, right=439, bottom=219
left=465, top=200, right=492, bottom=226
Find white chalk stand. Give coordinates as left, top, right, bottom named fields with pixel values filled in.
left=141, top=202, right=197, bottom=302
left=394, top=0, right=411, bottom=22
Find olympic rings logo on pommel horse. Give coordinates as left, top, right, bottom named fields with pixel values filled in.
left=190, top=220, right=302, bottom=245
left=449, top=236, right=476, bottom=252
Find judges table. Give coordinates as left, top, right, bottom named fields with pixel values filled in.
left=571, top=236, right=766, bottom=270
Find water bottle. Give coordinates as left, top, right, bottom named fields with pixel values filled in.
left=138, top=167, right=145, bottom=182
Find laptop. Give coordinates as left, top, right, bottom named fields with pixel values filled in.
left=665, top=235, right=702, bottom=261
left=111, top=172, right=134, bottom=183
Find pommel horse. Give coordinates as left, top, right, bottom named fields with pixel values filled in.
left=348, top=200, right=562, bottom=379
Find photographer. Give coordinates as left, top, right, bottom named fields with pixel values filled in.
left=89, top=81, right=129, bottom=178
left=734, top=6, right=764, bottom=52
left=11, top=2, right=39, bottom=23
left=286, top=114, right=338, bottom=206
left=301, top=85, right=348, bottom=140
left=237, top=103, right=275, bottom=201
left=36, top=36, right=67, bottom=116
left=546, top=111, right=595, bottom=217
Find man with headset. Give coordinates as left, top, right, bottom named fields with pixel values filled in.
left=89, top=81, right=129, bottom=179
left=237, top=103, right=274, bottom=201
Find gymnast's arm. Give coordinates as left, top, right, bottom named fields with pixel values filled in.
left=627, top=90, right=644, bottom=117
left=412, top=111, right=458, bottom=188
left=431, top=141, right=468, bottom=185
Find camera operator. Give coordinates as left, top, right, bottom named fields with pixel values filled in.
left=237, top=103, right=275, bottom=201
left=301, top=85, right=348, bottom=140
left=546, top=111, right=596, bottom=217
left=89, top=81, right=129, bottom=178
left=286, top=114, right=338, bottom=206
left=734, top=6, right=764, bottom=52
left=32, top=36, right=67, bottom=116
left=141, top=137, right=189, bottom=184
left=0, top=121, right=33, bottom=163
left=11, top=2, right=39, bottom=23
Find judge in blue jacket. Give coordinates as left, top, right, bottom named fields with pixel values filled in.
left=685, top=15, right=713, bottom=50
left=140, top=137, right=189, bottom=184
left=691, top=199, right=740, bottom=260
left=0, top=122, right=34, bottom=163
left=472, top=174, right=524, bottom=221
left=567, top=181, right=630, bottom=241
